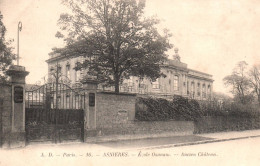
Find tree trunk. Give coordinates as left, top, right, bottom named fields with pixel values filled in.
left=258, top=94, right=260, bottom=105
left=114, top=74, right=120, bottom=94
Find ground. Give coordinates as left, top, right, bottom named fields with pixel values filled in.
left=0, top=134, right=259, bottom=166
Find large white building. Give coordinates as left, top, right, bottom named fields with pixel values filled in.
left=46, top=48, right=213, bottom=100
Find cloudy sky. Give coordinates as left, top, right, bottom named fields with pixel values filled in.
left=1, top=0, right=260, bottom=95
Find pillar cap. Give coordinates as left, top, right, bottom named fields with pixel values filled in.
left=6, top=65, right=29, bottom=77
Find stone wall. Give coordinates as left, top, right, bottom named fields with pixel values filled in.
left=0, top=84, right=12, bottom=147
left=93, top=92, right=194, bottom=138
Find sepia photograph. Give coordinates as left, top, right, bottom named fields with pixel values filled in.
left=0, top=0, right=260, bottom=165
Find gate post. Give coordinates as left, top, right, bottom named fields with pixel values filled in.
left=3, top=65, right=29, bottom=148
left=81, top=77, right=98, bottom=141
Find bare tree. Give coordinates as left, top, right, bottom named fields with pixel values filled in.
left=249, top=65, right=260, bottom=104
left=223, top=61, right=253, bottom=104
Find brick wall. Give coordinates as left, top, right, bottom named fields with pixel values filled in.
left=0, top=84, right=12, bottom=147
left=97, top=121, right=194, bottom=136
left=96, top=92, right=136, bottom=129
left=94, top=92, right=194, bottom=137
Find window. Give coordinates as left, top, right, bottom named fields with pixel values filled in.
left=152, top=79, right=159, bottom=89
left=128, top=76, right=134, bottom=86
left=66, top=94, right=70, bottom=109
left=51, top=97, right=54, bottom=109
left=173, top=76, right=179, bottom=90
left=75, top=62, right=81, bottom=82
left=50, top=67, right=54, bottom=73
left=191, top=82, right=195, bottom=98
left=127, top=77, right=134, bottom=91
left=57, top=96, right=61, bottom=109
left=187, top=81, right=189, bottom=94
left=183, top=82, right=186, bottom=94
left=202, top=84, right=206, bottom=98
left=75, top=95, right=79, bottom=109
left=66, top=64, right=70, bottom=79
left=208, top=85, right=211, bottom=98
left=58, top=66, right=62, bottom=73
left=197, top=83, right=201, bottom=96
left=89, top=93, right=95, bottom=107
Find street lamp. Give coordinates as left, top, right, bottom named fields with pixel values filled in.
left=17, top=21, right=22, bottom=65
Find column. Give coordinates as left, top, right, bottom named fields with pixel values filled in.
left=81, top=77, right=98, bottom=141
left=5, top=65, right=29, bottom=148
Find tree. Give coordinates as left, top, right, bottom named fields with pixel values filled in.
left=249, top=65, right=260, bottom=104
left=0, top=12, right=15, bottom=83
left=51, top=0, right=172, bottom=93
left=223, top=61, right=253, bottom=104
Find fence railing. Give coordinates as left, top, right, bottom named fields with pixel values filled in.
left=25, top=108, right=84, bottom=125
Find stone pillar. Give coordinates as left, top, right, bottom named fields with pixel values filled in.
left=3, top=65, right=29, bottom=148
left=81, top=77, right=98, bottom=141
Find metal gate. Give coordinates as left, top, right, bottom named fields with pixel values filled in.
left=25, top=82, right=86, bottom=144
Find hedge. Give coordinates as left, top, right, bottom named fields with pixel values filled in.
left=135, top=96, right=260, bottom=122
left=135, top=96, right=202, bottom=121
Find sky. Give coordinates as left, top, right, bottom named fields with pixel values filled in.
left=1, top=0, right=260, bottom=95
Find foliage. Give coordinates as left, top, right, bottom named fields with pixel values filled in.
left=136, top=95, right=260, bottom=122
left=51, top=0, right=172, bottom=93
left=194, top=101, right=260, bottom=134
left=0, top=12, right=15, bottom=83
left=135, top=96, right=201, bottom=121
left=199, top=99, right=260, bottom=117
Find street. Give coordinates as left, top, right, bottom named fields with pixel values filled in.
left=0, top=136, right=259, bottom=166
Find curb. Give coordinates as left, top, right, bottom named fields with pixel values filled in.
left=136, top=134, right=260, bottom=150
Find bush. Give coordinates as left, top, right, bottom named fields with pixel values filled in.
left=135, top=96, right=202, bottom=121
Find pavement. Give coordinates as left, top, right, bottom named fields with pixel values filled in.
left=2, top=130, right=260, bottom=166
left=93, top=129, right=260, bottom=150
left=19, top=129, right=260, bottom=151
left=2, top=129, right=260, bottom=151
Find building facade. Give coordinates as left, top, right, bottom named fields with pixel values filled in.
left=46, top=48, right=213, bottom=100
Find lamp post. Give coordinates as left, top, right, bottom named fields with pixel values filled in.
left=17, top=21, right=22, bottom=65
